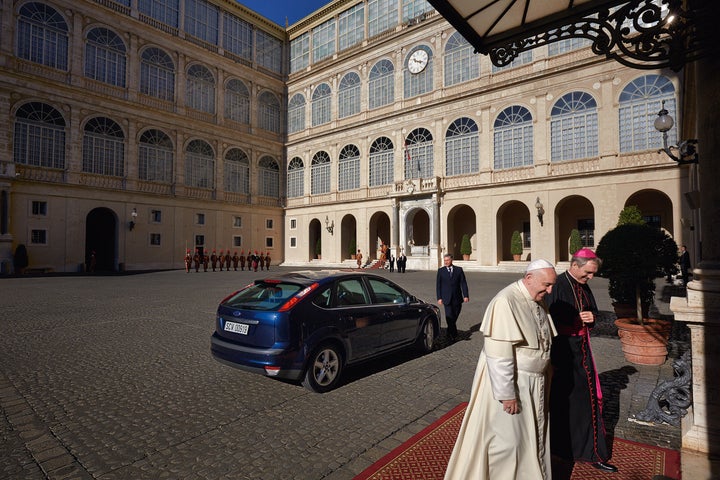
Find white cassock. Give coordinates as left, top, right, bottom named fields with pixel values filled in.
left=444, top=280, right=556, bottom=480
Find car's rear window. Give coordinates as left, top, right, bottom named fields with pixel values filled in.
left=223, top=282, right=304, bottom=310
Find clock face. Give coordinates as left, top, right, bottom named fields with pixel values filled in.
left=408, top=49, right=429, bottom=74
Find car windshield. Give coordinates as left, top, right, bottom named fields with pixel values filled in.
left=223, top=281, right=304, bottom=311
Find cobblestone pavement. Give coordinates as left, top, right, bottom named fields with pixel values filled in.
left=0, top=267, right=685, bottom=479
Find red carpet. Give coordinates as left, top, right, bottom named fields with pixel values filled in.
left=354, top=403, right=681, bottom=480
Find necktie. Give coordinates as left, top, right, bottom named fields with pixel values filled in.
left=448, top=266, right=452, bottom=275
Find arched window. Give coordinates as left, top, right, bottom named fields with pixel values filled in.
left=13, top=102, right=66, bottom=169
left=338, top=72, right=361, bottom=118
left=225, top=79, right=250, bottom=124
left=312, top=83, right=332, bottom=127
left=224, top=148, right=249, bottom=194
left=287, top=157, right=305, bottom=198
left=83, top=117, right=125, bottom=176
left=186, top=64, right=215, bottom=113
left=338, top=144, right=360, bottom=191
left=184, top=139, right=215, bottom=189
left=444, top=32, right=479, bottom=86
left=140, top=47, right=175, bottom=101
left=404, top=128, right=433, bottom=179
left=369, top=59, right=394, bottom=109
left=493, top=106, right=534, bottom=169
left=445, top=117, right=479, bottom=176
left=288, top=94, right=306, bottom=134
left=369, top=137, right=394, bottom=187
left=138, top=129, right=173, bottom=183
left=619, top=74, right=676, bottom=152
left=404, top=46, right=433, bottom=98
left=258, top=156, right=279, bottom=197
left=311, top=151, right=331, bottom=195
left=258, top=92, right=280, bottom=133
left=85, top=27, right=126, bottom=87
left=550, top=92, right=598, bottom=161
left=16, top=2, right=68, bottom=70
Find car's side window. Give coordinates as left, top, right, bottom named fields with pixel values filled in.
left=312, top=286, right=332, bottom=308
left=335, top=279, right=369, bottom=306
left=367, top=278, right=406, bottom=304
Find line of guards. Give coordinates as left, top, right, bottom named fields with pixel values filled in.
left=183, top=250, right=271, bottom=273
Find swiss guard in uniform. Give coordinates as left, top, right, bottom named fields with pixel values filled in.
left=251, top=250, right=259, bottom=272
left=265, top=252, right=271, bottom=271
left=258, top=251, right=265, bottom=271
left=239, top=250, right=246, bottom=271
left=193, top=249, right=200, bottom=272
left=184, top=249, right=192, bottom=273
left=202, top=251, right=209, bottom=272
left=210, top=249, right=218, bottom=271
left=232, top=251, right=239, bottom=271
left=225, top=250, right=232, bottom=271
left=218, top=250, right=224, bottom=271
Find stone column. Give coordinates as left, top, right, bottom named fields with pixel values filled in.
left=670, top=50, right=720, bottom=478
left=392, top=198, right=399, bottom=256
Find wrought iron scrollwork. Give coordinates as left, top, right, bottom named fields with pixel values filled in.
left=632, top=350, right=692, bottom=426
left=489, top=0, right=703, bottom=72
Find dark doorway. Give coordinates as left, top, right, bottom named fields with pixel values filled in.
left=86, top=208, right=117, bottom=271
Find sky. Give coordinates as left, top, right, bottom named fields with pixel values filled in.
left=237, top=0, right=331, bottom=27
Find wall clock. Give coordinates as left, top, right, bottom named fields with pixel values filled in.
left=408, top=49, right=429, bottom=74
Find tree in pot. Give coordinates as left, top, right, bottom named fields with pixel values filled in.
left=315, top=237, right=322, bottom=260
left=460, top=234, right=472, bottom=260
left=349, top=238, right=356, bottom=260
left=510, top=230, right=523, bottom=261
left=569, top=229, right=583, bottom=260
left=595, top=222, right=679, bottom=365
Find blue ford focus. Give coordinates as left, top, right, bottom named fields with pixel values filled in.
left=210, top=271, right=440, bottom=392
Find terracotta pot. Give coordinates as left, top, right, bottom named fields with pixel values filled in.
left=614, top=318, right=671, bottom=366
left=462, top=254, right=470, bottom=261
left=513, top=254, right=521, bottom=261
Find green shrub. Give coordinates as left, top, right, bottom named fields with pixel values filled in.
left=569, top=229, right=583, bottom=257
left=460, top=234, right=472, bottom=256
left=510, top=231, right=523, bottom=256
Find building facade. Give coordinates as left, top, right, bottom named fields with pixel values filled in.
left=0, top=0, right=696, bottom=273
left=284, top=0, right=695, bottom=271
left=0, top=0, right=286, bottom=273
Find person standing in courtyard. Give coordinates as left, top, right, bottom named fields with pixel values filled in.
left=444, top=260, right=557, bottom=480
left=679, top=245, right=691, bottom=286
left=397, top=250, right=407, bottom=273
left=356, top=249, right=363, bottom=269
left=546, top=248, right=618, bottom=473
left=436, top=254, right=469, bottom=341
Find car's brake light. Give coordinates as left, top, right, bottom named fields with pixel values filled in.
left=278, top=282, right=319, bottom=312
left=263, top=279, right=281, bottom=284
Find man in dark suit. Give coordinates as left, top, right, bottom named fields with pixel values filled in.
left=679, top=244, right=692, bottom=286
left=397, top=250, right=407, bottom=273
left=436, top=253, right=469, bottom=341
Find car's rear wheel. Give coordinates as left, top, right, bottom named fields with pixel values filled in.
left=415, top=317, right=436, bottom=353
left=302, top=343, right=344, bottom=393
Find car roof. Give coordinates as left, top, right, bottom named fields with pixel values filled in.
left=257, top=270, right=384, bottom=285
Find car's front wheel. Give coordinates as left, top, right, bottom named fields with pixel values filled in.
left=302, top=343, right=344, bottom=393
left=415, top=317, right=437, bottom=353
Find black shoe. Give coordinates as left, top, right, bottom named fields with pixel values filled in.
left=591, top=462, right=618, bottom=472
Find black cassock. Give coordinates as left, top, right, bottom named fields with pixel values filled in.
left=546, top=271, right=611, bottom=463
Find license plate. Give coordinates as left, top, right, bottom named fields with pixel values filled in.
left=224, top=321, right=249, bottom=335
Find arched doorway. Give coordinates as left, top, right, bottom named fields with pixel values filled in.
left=368, top=211, right=390, bottom=260
left=555, top=195, right=595, bottom=261
left=625, top=189, right=674, bottom=233
left=309, top=218, right=322, bottom=260
left=447, top=204, right=476, bottom=259
left=341, top=214, right=357, bottom=261
left=497, top=201, right=530, bottom=261
left=86, top=208, right=117, bottom=271
left=406, top=207, right=430, bottom=256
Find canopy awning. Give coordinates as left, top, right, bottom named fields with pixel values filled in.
left=426, top=0, right=707, bottom=71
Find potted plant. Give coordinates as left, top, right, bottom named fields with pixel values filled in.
left=510, top=230, right=523, bottom=261
left=349, top=238, right=356, bottom=260
left=595, top=222, right=679, bottom=365
left=315, top=237, right=322, bottom=260
left=569, top=229, right=583, bottom=260
left=460, top=234, right=472, bottom=261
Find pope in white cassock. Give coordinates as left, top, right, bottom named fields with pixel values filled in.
left=444, top=260, right=557, bottom=480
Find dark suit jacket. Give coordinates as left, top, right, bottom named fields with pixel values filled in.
left=436, top=265, right=469, bottom=305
